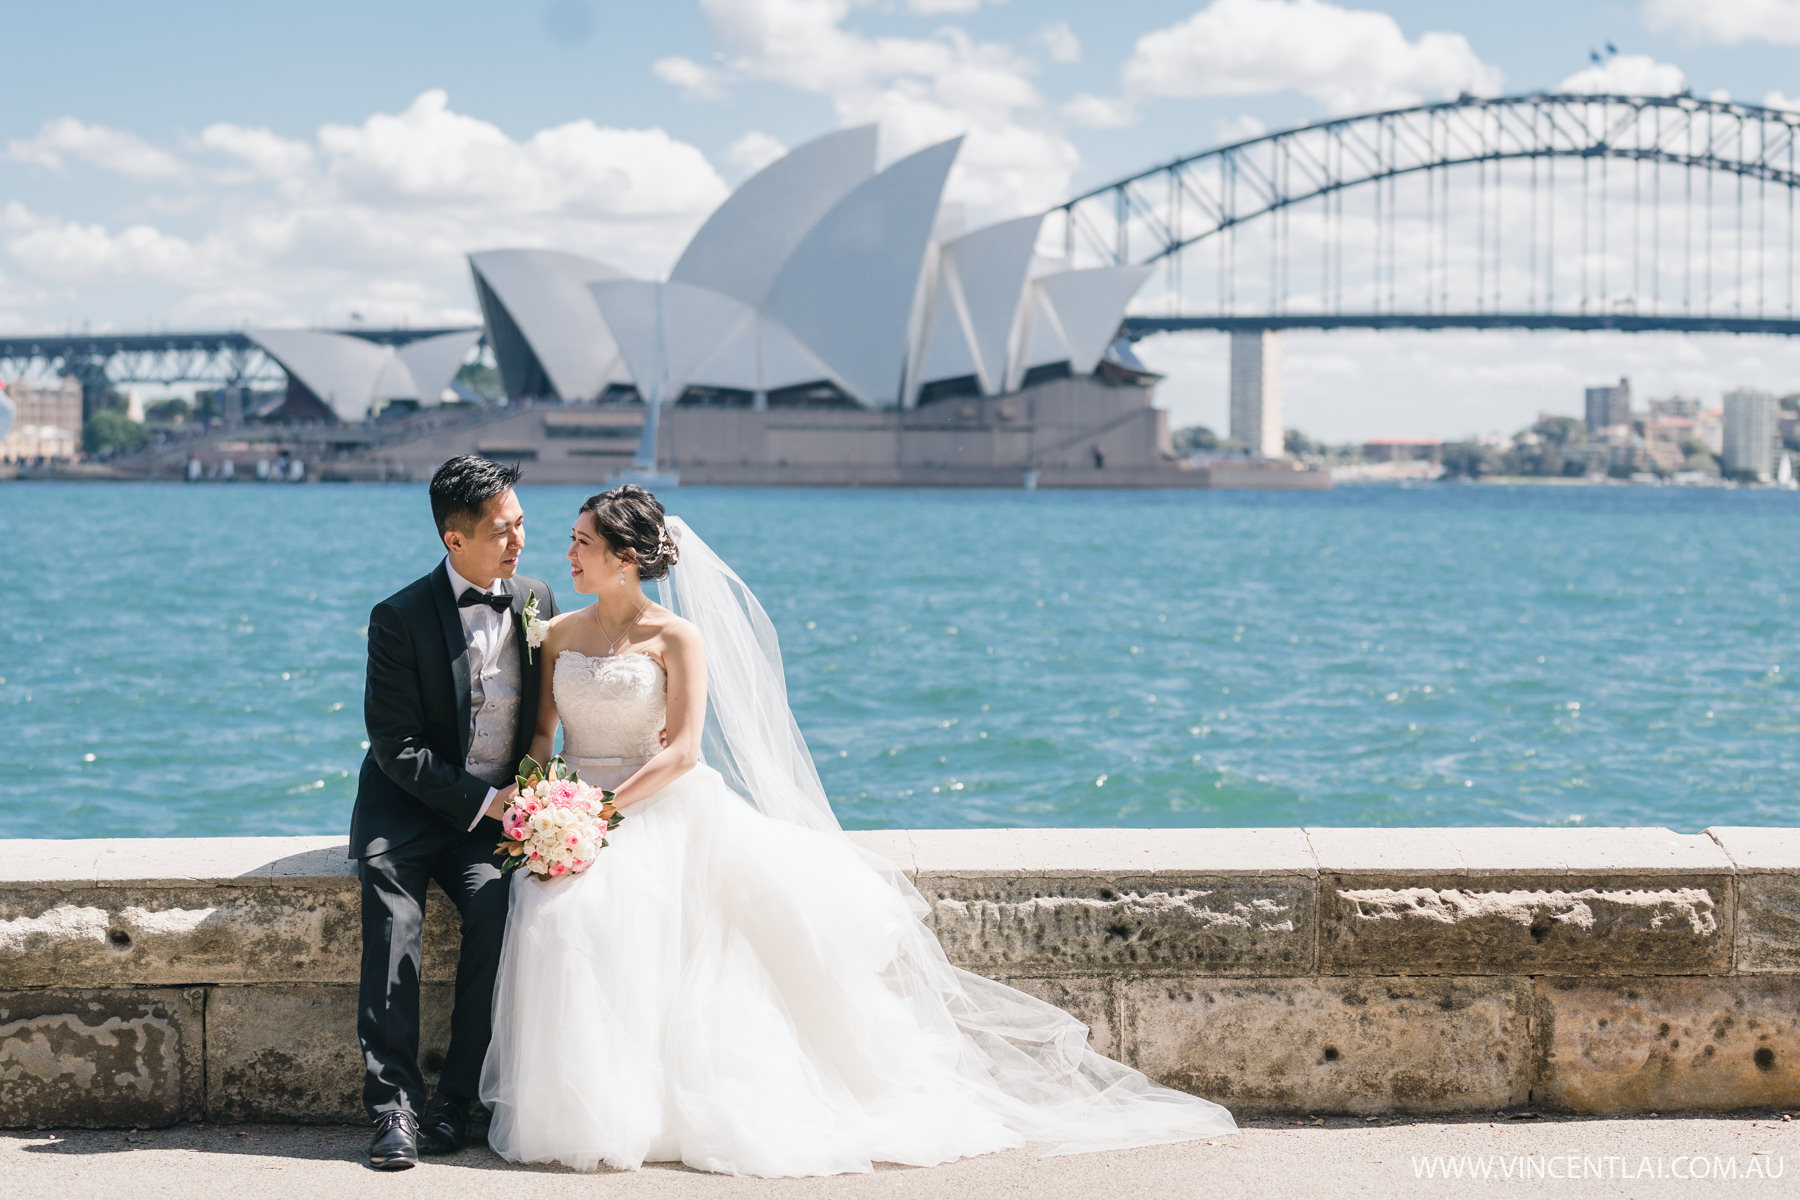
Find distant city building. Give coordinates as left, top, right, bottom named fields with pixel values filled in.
left=1584, top=377, right=1632, bottom=432
left=1229, top=330, right=1284, bottom=457
left=0, top=375, right=81, bottom=462
left=1648, top=394, right=1701, bottom=422
left=1696, top=407, right=1724, bottom=455
left=1362, top=437, right=1441, bottom=462
left=1645, top=416, right=1695, bottom=473
left=1602, top=427, right=1652, bottom=473
left=1722, top=387, right=1779, bottom=478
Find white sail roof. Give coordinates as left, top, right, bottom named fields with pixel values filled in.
left=763, top=137, right=963, bottom=408
left=248, top=329, right=404, bottom=421
left=1036, top=265, right=1155, bottom=374
left=468, top=249, right=628, bottom=401
left=942, top=214, right=1043, bottom=392
left=668, top=125, right=878, bottom=308
left=0, top=385, right=14, bottom=443
left=587, top=280, right=757, bottom=406
left=1009, top=287, right=1070, bottom=389
left=396, top=328, right=483, bottom=404
left=688, top=311, right=839, bottom=395
left=911, top=268, right=981, bottom=393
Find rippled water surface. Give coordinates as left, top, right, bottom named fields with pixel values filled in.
left=5, top=481, right=1800, bottom=835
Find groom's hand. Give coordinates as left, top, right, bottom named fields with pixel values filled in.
left=484, top=783, right=519, bottom=823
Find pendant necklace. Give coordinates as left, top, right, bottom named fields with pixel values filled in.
left=594, top=599, right=648, bottom=657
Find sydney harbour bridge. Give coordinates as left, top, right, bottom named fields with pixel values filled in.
left=6, top=92, right=1800, bottom=414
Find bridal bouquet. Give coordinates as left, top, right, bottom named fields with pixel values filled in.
left=495, top=755, right=623, bottom=879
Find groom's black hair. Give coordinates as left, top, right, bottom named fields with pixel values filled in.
left=430, top=455, right=523, bottom=536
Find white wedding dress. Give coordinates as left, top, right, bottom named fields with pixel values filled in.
left=480, top=523, right=1235, bottom=1178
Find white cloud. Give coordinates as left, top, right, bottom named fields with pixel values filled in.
left=1062, top=93, right=1138, bottom=129
left=1644, top=0, right=1800, bottom=46
left=315, top=90, right=725, bottom=217
left=1121, top=0, right=1504, bottom=115
left=0, top=91, right=728, bottom=329
left=726, top=130, right=787, bottom=173
left=1765, top=90, right=1800, bottom=110
left=906, top=0, right=984, bottom=12
left=7, top=117, right=185, bottom=178
left=1038, top=20, right=1081, bottom=64
left=198, top=123, right=315, bottom=181
left=1557, top=55, right=1687, bottom=95
left=654, top=55, right=728, bottom=101
left=689, top=0, right=1078, bottom=219
left=1213, top=113, right=1268, bottom=144
left=4, top=208, right=226, bottom=282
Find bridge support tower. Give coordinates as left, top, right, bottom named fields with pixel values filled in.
left=1230, top=329, right=1284, bottom=458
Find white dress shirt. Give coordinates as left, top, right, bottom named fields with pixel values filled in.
left=445, top=558, right=513, bottom=830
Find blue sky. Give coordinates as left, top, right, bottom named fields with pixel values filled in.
left=5, top=0, right=1800, bottom=438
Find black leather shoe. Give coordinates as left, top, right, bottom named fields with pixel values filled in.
left=419, top=1094, right=470, bottom=1156
left=368, top=1110, right=419, bottom=1170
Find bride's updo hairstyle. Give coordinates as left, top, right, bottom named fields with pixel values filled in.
left=578, top=485, right=679, bottom=580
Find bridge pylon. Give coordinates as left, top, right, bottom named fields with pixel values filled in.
left=1229, top=330, right=1284, bottom=457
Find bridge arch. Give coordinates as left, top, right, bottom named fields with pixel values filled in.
left=1053, top=93, right=1800, bottom=333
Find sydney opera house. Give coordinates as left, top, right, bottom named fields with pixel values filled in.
left=254, top=127, right=1316, bottom=488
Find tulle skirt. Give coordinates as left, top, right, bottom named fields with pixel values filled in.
left=479, top=762, right=1235, bottom=1177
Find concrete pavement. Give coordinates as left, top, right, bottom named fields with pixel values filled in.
left=2, top=1114, right=1794, bottom=1200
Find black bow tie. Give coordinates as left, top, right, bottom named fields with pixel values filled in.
left=457, top=587, right=511, bottom=613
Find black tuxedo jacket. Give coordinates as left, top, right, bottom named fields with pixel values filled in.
left=350, top=560, right=559, bottom=859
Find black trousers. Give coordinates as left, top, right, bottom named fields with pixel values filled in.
left=356, top=818, right=510, bottom=1119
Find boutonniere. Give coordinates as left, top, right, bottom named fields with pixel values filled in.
left=522, top=591, right=548, bottom=664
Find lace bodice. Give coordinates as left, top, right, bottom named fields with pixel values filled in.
left=554, top=651, right=666, bottom=763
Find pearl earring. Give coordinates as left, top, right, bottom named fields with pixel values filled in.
left=618, top=564, right=626, bottom=586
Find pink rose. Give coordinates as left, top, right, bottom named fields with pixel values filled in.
left=550, top=862, right=567, bottom=876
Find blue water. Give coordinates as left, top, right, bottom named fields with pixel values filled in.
left=4, top=481, right=1798, bottom=835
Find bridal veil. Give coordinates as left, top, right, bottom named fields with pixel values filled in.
left=657, top=516, right=1235, bottom=1153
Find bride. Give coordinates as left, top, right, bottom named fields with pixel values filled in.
left=478, top=485, right=1235, bottom=1177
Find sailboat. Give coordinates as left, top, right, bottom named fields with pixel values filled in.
left=1777, top=452, right=1796, bottom=490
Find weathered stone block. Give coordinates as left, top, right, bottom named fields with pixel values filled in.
left=206, top=984, right=453, bottom=1122
left=994, top=975, right=1119, bottom=1059
left=1125, top=976, right=1531, bottom=1115
left=1708, top=827, right=1800, bottom=972
left=1319, top=876, right=1731, bottom=976
left=0, top=883, right=462, bottom=988
left=925, top=875, right=1314, bottom=975
left=1535, top=976, right=1800, bottom=1113
left=1734, top=874, right=1800, bottom=973
left=0, top=988, right=202, bottom=1127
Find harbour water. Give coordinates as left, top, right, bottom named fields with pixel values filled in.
left=4, top=481, right=1798, bottom=836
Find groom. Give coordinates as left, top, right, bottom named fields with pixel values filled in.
left=351, top=455, right=558, bottom=1170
